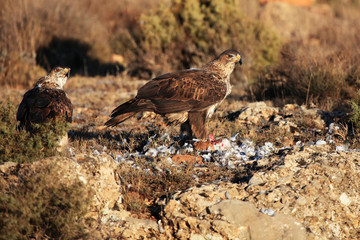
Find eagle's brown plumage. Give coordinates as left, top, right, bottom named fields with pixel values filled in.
left=105, top=49, right=242, bottom=139
left=17, top=67, right=73, bottom=132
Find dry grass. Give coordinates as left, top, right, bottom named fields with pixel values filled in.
left=250, top=4, right=360, bottom=109
left=0, top=0, right=161, bottom=86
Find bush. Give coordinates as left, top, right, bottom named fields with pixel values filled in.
left=0, top=163, right=93, bottom=239
left=0, top=102, right=69, bottom=164
left=349, top=90, right=360, bottom=129
left=113, top=0, right=282, bottom=82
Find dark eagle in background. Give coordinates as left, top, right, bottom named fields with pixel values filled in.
left=105, top=49, right=242, bottom=140
left=17, top=67, right=73, bottom=132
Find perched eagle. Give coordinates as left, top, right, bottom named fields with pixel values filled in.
left=17, top=67, right=73, bottom=132
left=105, top=49, right=242, bottom=139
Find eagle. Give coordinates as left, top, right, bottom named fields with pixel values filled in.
left=105, top=49, right=242, bottom=140
left=17, top=67, right=73, bottom=132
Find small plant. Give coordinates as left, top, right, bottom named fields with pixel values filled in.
left=0, top=163, right=93, bottom=239
left=349, top=90, right=360, bottom=129
left=0, top=102, right=70, bottom=164
left=116, top=160, right=195, bottom=216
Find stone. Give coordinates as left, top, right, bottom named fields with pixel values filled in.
left=339, top=193, right=351, bottom=206
left=237, top=102, right=279, bottom=124
left=0, top=161, right=17, bottom=173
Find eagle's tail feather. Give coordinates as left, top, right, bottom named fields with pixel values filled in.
left=105, top=98, right=152, bottom=127
left=105, top=112, right=136, bottom=127
left=110, top=98, right=137, bottom=116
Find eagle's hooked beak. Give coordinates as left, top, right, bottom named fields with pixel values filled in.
left=64, top=68, right=71, bottom=78
left=234, top=55, right=242, bottom=65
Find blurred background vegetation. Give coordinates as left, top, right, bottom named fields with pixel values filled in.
left=1, top=0, right=360, bottom=109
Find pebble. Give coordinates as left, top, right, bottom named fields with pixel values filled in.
left=260, top=208, right=276, bottom=216
left=316, top=140, right=326, bottom=145
left=339, top=193, right=351, bottom=206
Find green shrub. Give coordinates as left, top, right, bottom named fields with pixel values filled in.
left=0, top=102, right=69, bottom=164
left=0, top=163, right=93, bottom=239
left=114, top=0, right=282, bottom=82
left=349, top=90, right=360, bottom=129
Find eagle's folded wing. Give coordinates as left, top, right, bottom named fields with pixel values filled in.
left=137, top=70, right=227, bottom=114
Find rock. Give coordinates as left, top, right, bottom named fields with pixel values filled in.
left=248, top=172, right=266, bottom=186
left=162, top=185, right=306, bottom=240
left=296, top=196, right=307, bottom=206
left=0, top=161, right=17, bottom=173
left=339, top=193, right=351, bottom=206
left=73, top=154, right=122, bottom=211
left=236, top=102, right=279, bottom=124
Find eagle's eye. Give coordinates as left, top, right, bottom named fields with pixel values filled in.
left=226, top=54, right=233, bottom=58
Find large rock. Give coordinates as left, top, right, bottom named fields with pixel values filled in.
left=161, top=182, right=306, bottom=240
left=236, top=101, right=279, bottom=124
left=234, top=102, right=325, bottom=130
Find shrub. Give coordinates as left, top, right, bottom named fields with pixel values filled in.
left=349, top=90, right=360, bottom=129
left=0, top=163, right=93, bottom=239
left=113, top=0, right=282, bottom=82
left=0, top=102, right=69, bottom=164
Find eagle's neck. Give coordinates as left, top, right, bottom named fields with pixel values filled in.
left=35, top=76, right=65, bottom=90
left=203, top=61, right=236, bottom=81
left=203, top=60, right=235, bottom=98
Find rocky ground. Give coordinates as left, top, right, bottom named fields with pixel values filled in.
left=1, top=72, right=360, bottom=239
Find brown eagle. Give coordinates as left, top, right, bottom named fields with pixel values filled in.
left=17, top=67, right=73, bottom=132
left=105, top=49, right=242, bottom=139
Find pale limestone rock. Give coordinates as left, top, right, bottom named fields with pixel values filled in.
left=237, top=102, right=279, bottom=124
left=339, top=193, right=351, bottom=206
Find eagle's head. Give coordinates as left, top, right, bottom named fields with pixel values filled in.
left=36, top=67, right=71, bottom=89
left=204, top=49, right=242, bottom=79
left=218, top=49, right=242, bottom=66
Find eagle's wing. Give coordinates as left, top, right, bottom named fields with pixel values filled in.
left=137, top=69, right=227, bottom=114
left=17, top=88, right=73, bottom=127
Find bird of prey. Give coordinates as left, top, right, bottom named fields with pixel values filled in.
left=105, top=49, right=242, bottom=140
left=17, top=67, right=73, bottom=132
